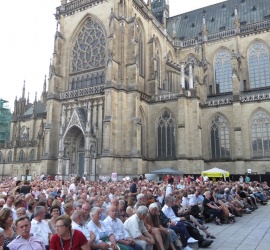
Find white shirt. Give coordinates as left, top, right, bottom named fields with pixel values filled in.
left=188, top=194, right=198, bottom=206
left=104, top=216, right=130, bottom=241
left=124, top=214, right=147, bottom=239
left=30, top=219, right=52, bottom=245
left=72, top=221, right=90, bottom=240
left=162, top=205, right=180, bottom=223
left=88, top=220, right=113, bottom=244
left=165, top=184, right=173, bottom=196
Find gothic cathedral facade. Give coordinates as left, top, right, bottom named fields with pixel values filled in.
left=1, top=0, right=270, bottom=179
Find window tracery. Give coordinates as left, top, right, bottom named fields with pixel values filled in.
left=70, top=18, right=106, bottom=90
left=248, top=42, right=270, bottom=89
left=157, top=110, right=176, bottom=158
left=210, top=114, right=231, bottom=159
left=251, top=110, right=270, bottom=158
left=72, top=18, right=106, bottom=73
left=214, top=50, right=233, bottom=94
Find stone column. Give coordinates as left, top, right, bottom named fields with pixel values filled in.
left=189, top=64, right=194, bottom=89
left=181, top=62, right=185, bottom=89
left=65, top=159, right=69, bottom=176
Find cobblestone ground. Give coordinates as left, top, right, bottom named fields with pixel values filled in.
left=191, top=202, right=270, bottom=250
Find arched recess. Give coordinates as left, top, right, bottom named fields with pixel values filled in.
left=68, top=14, right=107, bottom=90
left=249, top=108, right=270, bottom=158
left=154, top=37, right=163, bottom=89
left=18, top=150, right=25, bottom=162
left=29, top=149, right=35, bottom=161
left=139, top=106, right=147, bottom=158
left=62, top=126, right=85, bottom=176
left=247, top=40, right=270, bottom=89
left=7, top=151, right=12, bottom=163
left=156, top=108, right=176, bottom=158
left=214, top=47, right=233, bottom=94
left=209, top=113, right=231, bottom=159
left=136, top=18, right=146, bottom=78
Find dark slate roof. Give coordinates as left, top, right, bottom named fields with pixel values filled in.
left=23, top=101, right=46, bottom=116
left=167, top=0, right=270, bottom=40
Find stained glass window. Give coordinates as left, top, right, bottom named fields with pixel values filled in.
left=157, top=110, right=176, bottom=157
left=248, top=42, right=270, bottom=89
left=72, top=18, right=106, bottom=73
left=251, top=110, right=270, bottom=158
left=215, top=50, right=232, bottom=94
left=210, top=114, right=231, bottom=159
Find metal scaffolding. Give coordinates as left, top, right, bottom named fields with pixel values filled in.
left=0, top=99, right=12, bottom=144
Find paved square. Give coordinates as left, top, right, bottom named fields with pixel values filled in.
left=200, top=203, right=270, bottom=250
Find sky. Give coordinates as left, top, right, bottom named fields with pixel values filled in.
left=0, top=0, right=224, bottom=110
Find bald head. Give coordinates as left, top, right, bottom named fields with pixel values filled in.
left=108, top=205, right=118, bottom=220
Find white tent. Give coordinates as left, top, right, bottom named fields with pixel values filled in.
left=202, top=167, right=230, bottom=180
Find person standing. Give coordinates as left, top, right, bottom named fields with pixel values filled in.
left=130, top=177, right=139, bottom=198
left=165, top=177, right=174, bottom=196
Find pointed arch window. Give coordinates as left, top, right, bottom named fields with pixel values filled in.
left=18, top=150, right=25, bottom=162
left=214, top=49, right=233, bottom=94
left=138, top=31, right=144, bottom=77
left=157, top=110, right=176, bottom=158
left=210, top=114, right=231, bottom=159
left=251, top=110, right=270, bottom=158
left=0, top=151, right=2, bottom=163
left=248, top=42, right=270, bottom=89
left=70, top=17, right=106, bottom=90
left=29, top=149, right=35, bottom=161
left=7, top=151, right=12, bottom=163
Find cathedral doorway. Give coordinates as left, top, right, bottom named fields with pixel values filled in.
left=62, top=126, right=86, bottom=177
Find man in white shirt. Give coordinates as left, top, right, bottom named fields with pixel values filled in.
left=71, top=210, right=95, bottom=246
left=104, top=206, right=142, bottom=250
left=162, top=196, right=213, bottom=249
left=30, top=206, right=52, bottom=249
left=124, top=206, right=154, bottom=250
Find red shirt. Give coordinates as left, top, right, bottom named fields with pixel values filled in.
left=50, top=229, right=88, bottom=250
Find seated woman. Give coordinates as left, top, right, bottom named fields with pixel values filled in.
left=50, top=214, right=90, bottom=250
left=119, top=200, right=129, bottom=223
left=0, top=208, right=17, bottom=248
left=126, top=197, right=136, bottom=217
left=203, top=191, right=223, bottom=225
left=88, top=207, right=118, bottom=250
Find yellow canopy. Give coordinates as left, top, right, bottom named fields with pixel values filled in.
left=202, top=167, right=230, bottom=178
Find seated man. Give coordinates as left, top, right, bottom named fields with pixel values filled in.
left=71, top=210, right=95, bottom=247
left=104, top=205, right=143, bottom=250
left=124, top=206, right=155, bottom=250
left=8, top=215, right=46, bottom=250
left=163, top=196, right=213, bottom=248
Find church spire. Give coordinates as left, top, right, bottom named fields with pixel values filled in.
left=22, top=81, right=26, bottom=99
left=43, top=75, right=47, bottom=93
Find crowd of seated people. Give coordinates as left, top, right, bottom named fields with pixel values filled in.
left=0, top=174, right=268, bottom=250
